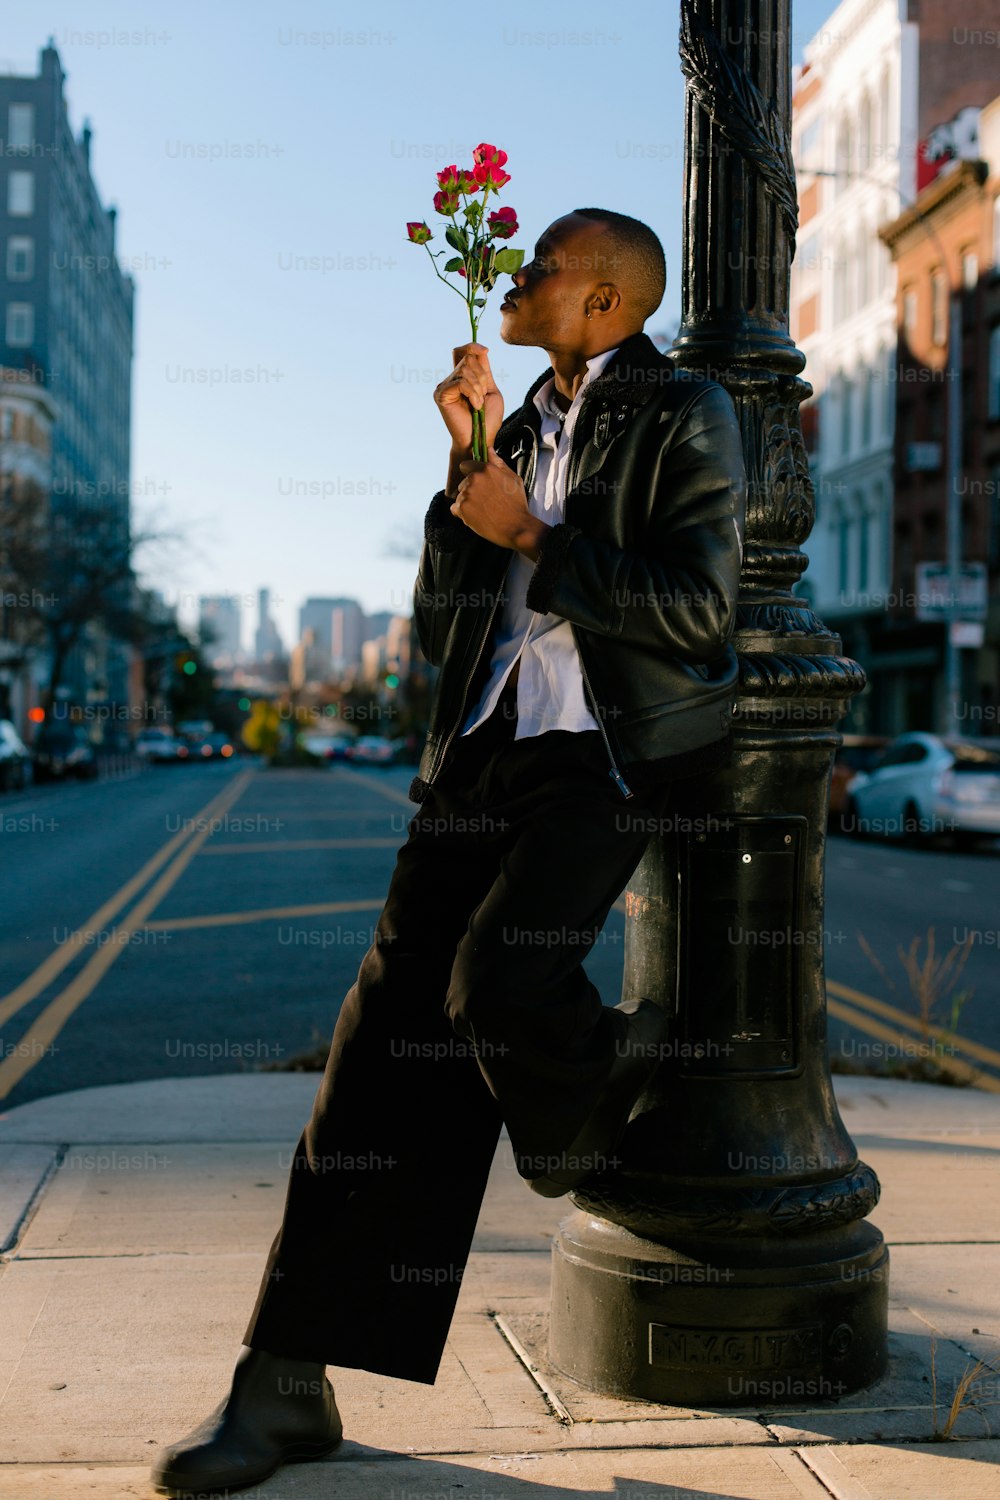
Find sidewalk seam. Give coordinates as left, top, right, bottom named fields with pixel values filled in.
left=0, top=1141, right=66, bottom=1255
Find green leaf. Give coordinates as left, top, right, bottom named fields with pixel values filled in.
left=445, top=225, right=467, bottom=252
left=493, top=248, right=524, bottom=273
left=473, top=298, right=486, bottom=308
left=443, top=256, right=464, bottom=273
left=465, top=200, right=482, bottom=224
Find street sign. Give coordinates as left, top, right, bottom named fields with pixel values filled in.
left=915, top=562, right=987, bottom=622
left=949, top=619, right=985, bottom=648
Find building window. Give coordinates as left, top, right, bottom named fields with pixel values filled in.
left=797, top=232, right=820, bottom=274
left=798, top=117, right=822, bottom=175
left=841, top=374, right=853, bottom=455
left=857, top=497, right=870, bottom=592
left=7, top=171, right=34, bottom=216
left=858, top=94, right=873, bottom=174
left=989, top=326, right=1000, bottom=421
left=5, top=302, right=34, bottom=346
left=860, top=365, right=873, bottom=447
left=0, top=409, right=12, bottom=440
left=834, top=243, right=850, bottom=321
left=903, top=286, right=917, bottom=343
left=930, top=268, right=947, bottom=347
left=989, top=471, right=1000, bottom=569
left=7, top=103, right=34, bottom=150
left=6, top=236, right=34, bottom=280
left=878, top=67, right=891, bottom=163
left=857, top=229, right=870, bottom=308
left=838, top=509, right=851, bottom=599
left=836, top=117, right=853, bottom=193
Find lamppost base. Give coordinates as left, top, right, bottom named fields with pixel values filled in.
left=548, top=1209, right=889, bottom=1406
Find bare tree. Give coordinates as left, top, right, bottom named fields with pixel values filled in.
left=0, top=477, right=174, bottom=709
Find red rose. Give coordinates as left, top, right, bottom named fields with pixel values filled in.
left=406, top=221, right=432, bottom=243
left=487, top=206, right=518, bottom=239
left=473, top=160, right=511, bottom=189
left=456, top=170, right=479, bottom=194
left=436, top=165, right=460, bottom=191
left=433, top=189, right=459, bottom=216
left=473, top=143, right=508, bottom=168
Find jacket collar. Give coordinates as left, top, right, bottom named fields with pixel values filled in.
left=516, top=330, right=671, bottom=425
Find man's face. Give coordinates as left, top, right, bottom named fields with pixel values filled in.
left=498, top=213, right=615, bottom=351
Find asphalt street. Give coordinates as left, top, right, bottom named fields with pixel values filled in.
left=0, top=758, right=997, bottom=1112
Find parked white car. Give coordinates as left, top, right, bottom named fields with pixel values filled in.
left=843, top=732, right=1000, bottom=847
left=348, top=736, right=394, bottom=766
left=135, top=729, right=186, bottom=764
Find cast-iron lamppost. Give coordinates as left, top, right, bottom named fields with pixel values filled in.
left=549, top=0, right=889, bottom=1405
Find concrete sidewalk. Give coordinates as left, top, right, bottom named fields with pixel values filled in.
left=1, top=1073, right=998, bottom=1500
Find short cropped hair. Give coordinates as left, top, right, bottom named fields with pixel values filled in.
left=572, top=207, right=666, bottom=322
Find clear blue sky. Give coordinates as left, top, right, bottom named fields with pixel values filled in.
left=3, top=1, right=836, bottom=650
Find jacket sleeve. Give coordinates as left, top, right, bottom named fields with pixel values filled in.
left=413, top=490, right=476, bottom=668
left=523, top=383, right=746, bottom=662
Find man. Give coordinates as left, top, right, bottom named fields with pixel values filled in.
left=153, top=208, right=747, bottom=1497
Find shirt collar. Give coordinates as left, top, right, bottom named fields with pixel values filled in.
left=532, top=345, right=620, bottom=424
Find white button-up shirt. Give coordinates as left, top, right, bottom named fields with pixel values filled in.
left=460, top=345, right=620, bottom=739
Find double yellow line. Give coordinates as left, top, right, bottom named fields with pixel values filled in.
left=0, top=770, right=252, bottom=1101
left=827, top=978, right=1000, bottom=1093
left=609, top=898, right=1000, bottom=1093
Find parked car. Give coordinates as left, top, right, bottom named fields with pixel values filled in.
left=202, top=731, right=236, bottom=759
left=135, top=729, right=185, bottom=764
left=844, top=732, right=1000, bottom=847
left=299, top=732, right=355, bottom=763
left=0, top=720, right=33, bottom=791
left=32, top=723, right=99, bottom=783
left=348, top=736, right=394, bottom=767
left=829, top=734, right=890, bottom=826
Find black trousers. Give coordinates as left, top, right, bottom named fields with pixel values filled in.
left=243, top=671, right=676, bottom=1383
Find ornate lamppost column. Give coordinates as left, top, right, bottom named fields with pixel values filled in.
left=548, top=1, right=889, bottom=1406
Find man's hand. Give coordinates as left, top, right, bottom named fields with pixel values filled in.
left=451, top=448, right=552, bottom=561
left=434, top=344, right=504, bottom=455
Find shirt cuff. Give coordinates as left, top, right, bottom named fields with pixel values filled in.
left=524, top=521, right=582, bottom=616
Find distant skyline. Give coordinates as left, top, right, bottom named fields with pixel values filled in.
left=2, top=1, right=835, bottom=651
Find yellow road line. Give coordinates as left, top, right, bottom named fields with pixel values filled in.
left=0, top=772, right=254, bottom=1031
left=145, top=900, right=385, bottom=933
left=199, top=838, right=400, bottom=855
left=827, top=977, right=1000, bottom=1073
left=0, top=771, right=252, bottom=1101
left=827, top=996, right=1000, bottom=1092
left=611, top=896, right=998, bottom=1085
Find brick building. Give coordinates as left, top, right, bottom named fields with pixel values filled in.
left=877, top=94, right=1000, bottom=734
left=790, top=0, right=1000, bottom=733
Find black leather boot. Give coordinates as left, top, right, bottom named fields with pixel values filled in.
left=525, top=997, right=668, bottom=1198
left=151, top=1345, right=343, bottom=1497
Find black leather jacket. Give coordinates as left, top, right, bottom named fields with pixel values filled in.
left=408, top=330, right=747, bottom=804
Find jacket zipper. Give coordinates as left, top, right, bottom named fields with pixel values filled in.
left=575, top=630, right=633, bottom=799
